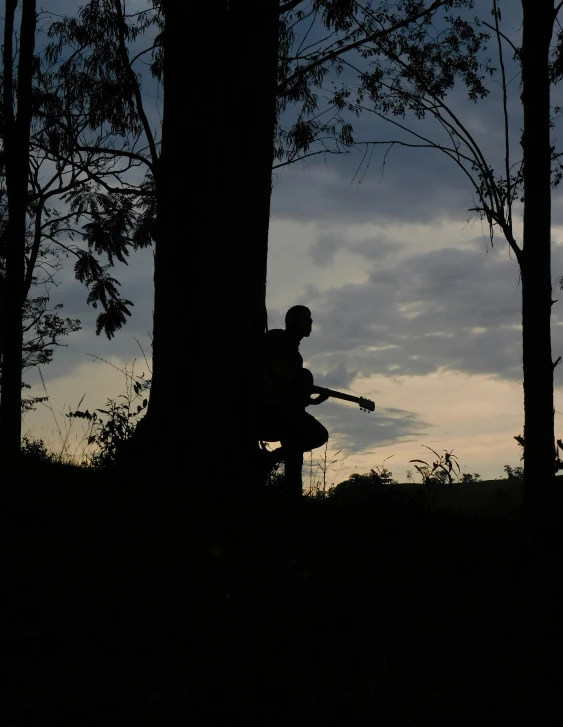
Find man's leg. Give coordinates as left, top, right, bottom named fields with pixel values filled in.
left=300, top=412, right=329, bottom=453
left=278, top=445, right=304, bottom=497
left=279, top=412, right=329, bottom=497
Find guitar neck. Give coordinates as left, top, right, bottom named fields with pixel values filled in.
left=312, top=385, right=362, bottom=406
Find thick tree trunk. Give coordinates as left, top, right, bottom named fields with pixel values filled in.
left=521, top=0, right=558, bottom=520
left=0, top=0, right=36, bottom=466
left=144, top=0, right=279, bottom=484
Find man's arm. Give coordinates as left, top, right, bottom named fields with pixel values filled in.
left=307, top=391, right=330, bottom=406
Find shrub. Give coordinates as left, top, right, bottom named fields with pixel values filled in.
left=21, top=436, right=55, bottom=465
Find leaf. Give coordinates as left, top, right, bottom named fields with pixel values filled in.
left=422, top=445, right=441, bottom=459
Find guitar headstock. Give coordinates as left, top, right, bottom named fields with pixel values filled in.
left=358, top=397, right=375, bottom=413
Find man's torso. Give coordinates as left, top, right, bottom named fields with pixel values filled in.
left=255, top=329, right=307, bottom=411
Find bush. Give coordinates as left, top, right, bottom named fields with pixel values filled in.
left=21, top=436, right=56, bottom=465
left=503, top=465, right=524, bottom=481
left=461, top=472, right=482, bottom=484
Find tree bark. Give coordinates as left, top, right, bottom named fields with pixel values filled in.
left=143, top=0, right=279, bottom=484
left=0, top=0, right=37, bottom=466
left=521, top=0, right=558, bottom=520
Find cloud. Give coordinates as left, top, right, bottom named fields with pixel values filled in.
left=24, top=246, right=155, bottom=387
left=309, top=232, right=343, bottom=267
left=317, top=400, right=432, bottom=455
left=271, top=143, right=476, bottom=227
left=297, top=241, right=563, bottom=390
left=309, top=230, right=403, bottom=268
left=348, top=235, right=401, bottom=261
left=271, top=30, right=563, bottom=232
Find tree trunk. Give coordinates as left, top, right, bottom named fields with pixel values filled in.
left=521, top=0, right=558, bottom=520
left=0, top=0, right=36, bottom=466
left=143, top=0, right=279, bottom=484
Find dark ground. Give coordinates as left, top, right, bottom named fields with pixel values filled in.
left=2, top=464, right=563, bottom=726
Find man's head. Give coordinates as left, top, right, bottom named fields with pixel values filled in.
left=285, top=305, right=313, bottom=341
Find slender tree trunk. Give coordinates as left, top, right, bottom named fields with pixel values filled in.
left=0, top=0, right=36, bottom=466
left=145, top=0, right=279, bottom=483
left=521, top=0, right=558, bottom=520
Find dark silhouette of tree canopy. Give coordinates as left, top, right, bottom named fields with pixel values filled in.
left=0, top=160, right=82, bottom=412
left=0, top=0, right=156, bottom=462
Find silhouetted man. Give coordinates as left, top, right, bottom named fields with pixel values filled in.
left=254, top=305, right=329, bottom=496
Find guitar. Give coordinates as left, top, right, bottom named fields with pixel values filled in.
left=311, top=383, right=375, bottom=412
left=302, top=369, right=375, bottom=413
left=255, top=365, right=375, bottom=413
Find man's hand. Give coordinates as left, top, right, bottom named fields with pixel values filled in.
left=308, top=392, right=330, bottom=406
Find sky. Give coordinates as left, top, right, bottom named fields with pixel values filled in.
left=20, top=0, right=563, bottom=484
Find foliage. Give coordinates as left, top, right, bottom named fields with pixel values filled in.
left=21, top=298, right=82, bottom=370
left=350, top=464, right=397, bottom=487
left=460, top=472, right=482, bottom=483
left=21, top=435, right=56, bottom=464
left=409, top=445, right=461, bottom=500
left=0, top=78, right=85, bottom=384
left=66, top=362, right=150, bottom=468
left=306, top=444, right=344, bottom=495
left=327, top=455, right=431, bottom=506
left=24, top=1, right=162, bottom=340
left=0, top=0, right=156, bottom=416
left=20, top=382, right=48, bottom=414
left=276, top=1, right=484, bottom=167
left=503, top=464, right=524, bottom=481
left=512, top=434, right=563, bottom=473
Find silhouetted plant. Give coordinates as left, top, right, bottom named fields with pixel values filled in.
left=66, top=359, right=150, bottom=468
left=67, top=396, right=147, bottom=469
left=409, top=446, right=460, bottom=501
left=512, top=434, right=563, bottom=473
left=21, top=435, right=55, bottom=465
left=306, top=444, right=345, bottom=497
left=328, top=456, right=416, bottom=505
left=461, top=472, right=482, bottom=484
left=503, top=464, right=524, bottom=481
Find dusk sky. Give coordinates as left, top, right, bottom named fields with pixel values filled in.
left=22, top=0, right=563, bottom=484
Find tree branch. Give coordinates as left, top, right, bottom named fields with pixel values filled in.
left=278, top=0, right=447, bottom=92
left=279, top=0, right=304, bottom=14
left=32, top=112, right=155, bottom=171
left=24, top=169, right=46, bottom=300
left=77, top=144, right=152, bottom=170
left=113, top=0, right=159, bottom=168
left=482, top=21, right=521, bottom=59
left=493, top=0, right=512, bottom=228
left=129, top=43, right=157, bottom=67
left=273, top=148, right=348, bottom=169
left=349, top=38, right=506, bottom=223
